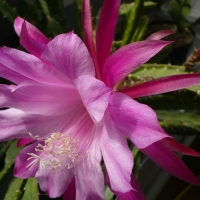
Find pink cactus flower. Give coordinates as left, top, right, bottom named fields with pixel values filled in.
left=0, top=0, right=200, bottom=199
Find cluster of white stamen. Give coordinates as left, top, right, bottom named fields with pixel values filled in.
left=27, top=132, right=82, bottom=172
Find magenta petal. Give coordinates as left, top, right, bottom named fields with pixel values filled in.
left=106, top=173, right=146, bottom=200
left=141, top=140, right=200, bottom=185
left=96, top=0, right=121, bottom=79
left=41, top=32, right=95, bottom=80
left=121, top=73, right=200, bottom=98
left=36, top=167, right=74, bottom=198
left=101, top=111, right=133, bottom=192
left=19, top=21, right=47, bottom=57
left=63, top=178, right=76, bottom=200
left=146, top=30, right=174, bottom=40
left=104, top=40, right=172, bottom=87
left=73, top=75, right=111, bottom=125
left=0, top=47, right=69, bottom=86
left=14, top=17, right=49, bottom=43
left=17, top=138, right=34, bottom=147
left=14, top=141, right=39, bottom=178
left=75, top=135, right=104, bottom=200
left=82, top=0, right=99, bottom=78
left=163, top=138, right=200, bottom=157
left=109, top=92, right=169, bottom=149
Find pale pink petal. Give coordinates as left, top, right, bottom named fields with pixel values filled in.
left=101, top=111, right=133, bottom=192
left=41, top=32, right=95, bottom=80
left=146, top=30, right=174, bottom=40
left=96, top=0, right=121, bottom=80
left=36, top=167, right=74, bottom=198
left=14, top=17, right=49, bottom=43
left=0, top=47, right=70, bottom=86
left=141, top=141, right=200, bottom=185
left=73, top=75, right=111, bottom=125
left=103, top=40, right=172, bottom=87
left=0, top=108, right=71, bottom=141
left=14, top=141, right=40, bottom=178
left=163, top=138, right=200, bottom=157
left=109, top=92, right=169, bottom=149
left=121, top=73, right=200, bottom=98
left=82, top=0, right=99, bottom=78
left=63, top=178, right=76, bottom=200
left=75, top=135, right=104, bottom=200
left=19, top=21, right=47, bottom=57
left=106, top=173, right=146, bottom=200
left=0, top=62, right=31, bottom=84
left=17, top=138, right=34, bottom=147
left=0, top=81, right=80, bottom=115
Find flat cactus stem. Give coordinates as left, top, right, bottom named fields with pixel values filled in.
left=131, top=15, right=148, bottom=42
left=120, top=0, right=144, bottom=46
left=137, top=91, right=200, bottom=110
left=38, top=0, right=50, bottom=17
left=156, top=111, right=200, bottom=136
left=0, top=140, right=22, bottom=185
left=3, top=178, right=27, bottom=200
left=0, top=1, right=18, bottom=23
left=21, top=178, right=39, bottom=200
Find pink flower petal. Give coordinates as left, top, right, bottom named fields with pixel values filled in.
left=0, top=47, right=70, bottom=86
left=104, top=40, right=172, bottom=87
left=63, top=178, right=76, bottom=200
left=75, top=135, right=104, bottom=200
left=14, top=17, right=49, bottom=43
left=106, top=173, right=146, bottom=200
left=101, top=111, right=133, bottom=192
left=0, top=62, right=31, bottom=84
left=121, top=73, right=200, bottom=98
left=0, top=81, right=80, bottom=115
left=73, top=75, right=111, bottom=125
left=141, top=140, right=200, bottom=185
left=109, top=92, right=169, bottom=149
left=82, top=0, right=99, bottom=78
left=96, top=0, right=121, bottom=80
left=146, top=30, right=174, bottom=40
left=163, top=138, right=200, bottom=157
left=19, top=21, right=47, bottom=58
left=41, top=32, right=95, bottom=80
left=14, top=141, right=40, bottom=178
left=0, top=108, right=71, bottom=141
left=17, top=138, right=34, bottom=147
left=36, top=167, right=74, bottom=198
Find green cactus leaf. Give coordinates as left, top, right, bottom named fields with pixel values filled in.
left=0, top=1, right=18, bottom=23
left=3, top=177, right=26, bottom=200
left=21, top=178, right=39, bottom=200
left=105, top=186, right=114, bottom=200
left=120, top=0, right=145, bottom=46
left=156, top=111, right=200, bottom=136
left=0, top=140, right=13, bottom=159
left=0, top=140, right=22, bottom=185
left=137, top=90, right=200, bottom=110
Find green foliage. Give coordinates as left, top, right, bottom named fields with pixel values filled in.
left=119, top=0, right=156, bottom=46
left=0, top=0, right=67, bottom=38
left=21, top=178, right=39, bottom=200
left=156, top=111, right=200, bottom=136
left=0, top=0, right=18, bottom=23
left=168, top=0, right=191, bottom=32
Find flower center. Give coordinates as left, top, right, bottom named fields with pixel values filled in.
left=27, top=132, right=85, bottom=172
